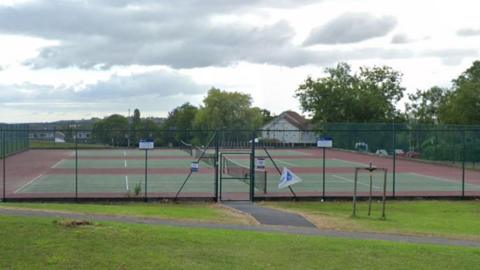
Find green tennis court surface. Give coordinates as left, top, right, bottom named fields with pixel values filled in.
left=14, top=172, right=480, bottom=195
left=10, top=148, right=480, bottom=196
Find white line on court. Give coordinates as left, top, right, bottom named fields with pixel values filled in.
left=276, top=159, right=296, bottom=167
left=125, top=176, right=129, bottom=191
left=332, top=174, right=381, bottom=189
left=51, top=159, right=64, bottom=169
left=124, top=160, right=128, bottom=168
left=409, top=172, right=476, bottom=187
left=332, top=158, right=365, bottom=166
left=14, top=174, right=43, bottom=193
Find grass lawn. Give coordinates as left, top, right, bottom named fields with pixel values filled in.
left=262, top=200, right=480, bottom=240
left=0, top=202, right=250, bottom=224
left=0, top=215, right=479, bottom=269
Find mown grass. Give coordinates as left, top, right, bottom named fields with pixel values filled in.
left=0, top=215, right=479, bottom=269
left=0, top=202, right=248, bottom=224
left=263, top=200, right=480, bottom=239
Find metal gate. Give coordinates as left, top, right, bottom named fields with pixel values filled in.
left=219, top=152, right=253, bottom=201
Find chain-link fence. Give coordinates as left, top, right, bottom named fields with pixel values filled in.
left=1, top=124, right=479, bottom=201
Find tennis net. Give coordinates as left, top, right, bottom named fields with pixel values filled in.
left=179, top=140, right=193, bottom=156
left=222, top=156, right=267, bottom=193
left=193, top=146, right=216, bottom=167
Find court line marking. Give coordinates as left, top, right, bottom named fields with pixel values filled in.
left=332, top=158, right=366, bottom=167
left=125, top=176, right=129, bottom=191
left=14, top=174, right=43, bottom=193
left=332, top=174, right=381, bottom=189
left=275, top=159, right=296, bottom=167
left=51, top=159, right=65, bottom=169
left=408, top=172, right=478, bottom=187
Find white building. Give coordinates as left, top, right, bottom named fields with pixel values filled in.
left=260, top=111, right=316, bottom=144
left=29, top=131, right=66, bottom=143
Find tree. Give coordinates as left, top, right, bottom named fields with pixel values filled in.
left=92, top=114, right=129, bottom=146
left=129, top=108, right=142, bottom=144
left=438, top=61, right=480, bottom=124
left=259, top=109, right=275, bottom=124
left=405, top=86, right=448, bottom=124
left=162, top=103, right=198, bottom=131
left=133, top=109, right=141, bottom=128
left=295, top=62, right=405, bottom=123
left=193, top=88, right=264, bottom=130
left=161, top=103, right=199, bottom=143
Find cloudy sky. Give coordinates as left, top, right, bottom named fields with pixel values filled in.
left=0, top=0, right=479, bottom=123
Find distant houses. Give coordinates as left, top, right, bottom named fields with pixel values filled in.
left=260, top=111, right=316, bottom=144
left=29, top=131, right=66, bottom=143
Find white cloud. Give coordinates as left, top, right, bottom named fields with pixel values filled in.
left=0, top=0, right=480, bottom=122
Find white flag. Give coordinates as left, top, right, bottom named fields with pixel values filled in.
left=278, top=167, right=303, bottom=189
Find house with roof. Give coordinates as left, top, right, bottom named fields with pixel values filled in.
left=260, top=111, right=316, bottom=144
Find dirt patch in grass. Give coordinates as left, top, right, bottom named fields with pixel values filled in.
left=53, top=220, right=94, bottom=228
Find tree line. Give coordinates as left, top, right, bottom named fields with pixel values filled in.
left=90, top=88, right=273, bottom=146
left=87, top=60, right=480, bottom=153
left=296, top=61, right=480, bottom=125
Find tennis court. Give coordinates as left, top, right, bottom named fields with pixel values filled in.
left=2, top=146, right=480, bottom=200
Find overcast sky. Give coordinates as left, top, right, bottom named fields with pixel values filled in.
left=0, top=0, right=479, bottom=123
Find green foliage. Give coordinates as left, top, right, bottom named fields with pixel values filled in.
left=161, top=103, right=199, bottom=144
left=295, top=63, right=405, bottom=123
left=405, top=61, right=480, bottom=125
left=405, top=86, right=449, bottom=124
left=193, top=88, right=265, bottom=130
left=90, top=110, right=160, bottom=147
left=438, top=81, right=480, bottom=124
left=92, top=114, right=129, bottom=146
left=133, top=182, right=142, bottom=196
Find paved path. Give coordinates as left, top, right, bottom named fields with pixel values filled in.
left=0, top=208, right=479, bottom=248
left=223, top=202, right=316, bottom=227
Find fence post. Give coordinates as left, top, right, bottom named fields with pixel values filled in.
left=75, top=131, right=78, bottom=202
left=144, top=149, right=148, bottom=202
left=2, top=130, right=5, bottom=201
left=214, top=130, right=219, bottom=202
left=392, top=124, right=396, bottom=198
left=250, top=131, right=256, bottom=202
left=322, top=146, right=326, bottom=199
left=462, top=129, right=466, bottom=197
